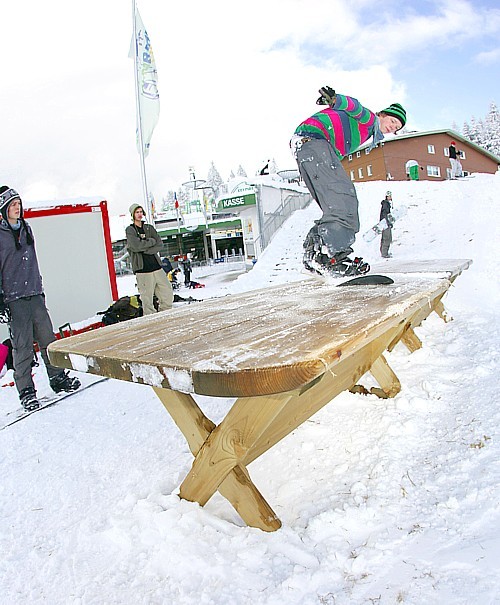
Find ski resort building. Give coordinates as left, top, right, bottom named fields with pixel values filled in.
left=111, top=176, right=312, bottom=268
left=342, top=129, right=500, bottom=183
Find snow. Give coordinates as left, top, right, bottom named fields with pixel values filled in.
left=1, top=174, right=499, bottom=604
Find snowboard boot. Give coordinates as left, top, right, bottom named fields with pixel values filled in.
left=305, top=248, right=370, bottom=278
left=50, top=371, right=81, bottom=394
left=20, top=386, right=40, bottom=412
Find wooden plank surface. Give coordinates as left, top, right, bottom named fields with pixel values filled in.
left=370, top=258, right=472, bottom=277
left=48, top=273, right=452, bottom=397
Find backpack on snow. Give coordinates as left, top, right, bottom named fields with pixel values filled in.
left=98, top=295, right=143, bottom=325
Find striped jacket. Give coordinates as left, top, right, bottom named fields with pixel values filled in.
left=294, top=94, right=377, bottom=159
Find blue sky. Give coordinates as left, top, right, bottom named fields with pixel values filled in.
left=1, top=0, right=499, bottom=215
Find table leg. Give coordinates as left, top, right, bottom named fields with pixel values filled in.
left=177, top=392, right=293, bottom=508
left=368, top=354, right=401, bottom=398
left=153, top=388, right=282, bottom=531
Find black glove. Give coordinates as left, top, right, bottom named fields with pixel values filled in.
left=316, top=86, right=336, bottom=106
left=0, top=294, right=11, bottom=324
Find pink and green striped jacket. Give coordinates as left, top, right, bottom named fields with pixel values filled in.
left=294, top=94, right=377, bottom=159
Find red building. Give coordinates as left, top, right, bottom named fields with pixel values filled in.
left=342, top=129, right=500, bottom=182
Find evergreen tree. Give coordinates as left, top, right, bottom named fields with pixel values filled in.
left=162, top=190, right=175, bottom=210
left=461, top=102, right=500, bottom=156
left=206, top=161, right=224, bottom=199
left=462, top=121, right=471, bottom=142
left=236, top=165, right=247, bottom=177
left=484, top=102, right=500, bottom=155
left=177, top=185, right=190, bottom=209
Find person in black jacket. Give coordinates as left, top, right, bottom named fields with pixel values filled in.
left=449, top=141, right=461, bottom=179
left=379, top=191, right=393, bottom=258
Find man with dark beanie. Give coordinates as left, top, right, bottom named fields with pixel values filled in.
left=291, top=87, right=406, bottom=277
left=0, top=186, right=81, bottom=411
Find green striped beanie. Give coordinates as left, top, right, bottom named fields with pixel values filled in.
left=382, top=103, right=406, bottom=129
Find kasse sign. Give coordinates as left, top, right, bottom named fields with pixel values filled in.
left=217, top=192, right=256, bottom=211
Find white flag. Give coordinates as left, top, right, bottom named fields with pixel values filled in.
left=130, top=8, right=160, bottom=158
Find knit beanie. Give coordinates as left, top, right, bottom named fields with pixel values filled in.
left=381, top=103, right=406, bottom=129
left=129, top=203, right=144, bottom=220
left=0, top=186, right=22, bottom=222
left=0, top=185, right=33, bottom=249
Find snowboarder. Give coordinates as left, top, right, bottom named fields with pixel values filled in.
left=126, top=204, right=174, bottom=315
left=0, top=186, right=81, bottom=411
left=291, top=87, right=406, bottom=276
left=380, top=191, right=394, bottom=258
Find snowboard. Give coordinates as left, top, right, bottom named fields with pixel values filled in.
left=363, top=205, right=408, bottom=242
left=338, top=274, right=394, bottom=286
left=0, top=376, right=108, bottom=430
left=303, top=267, right=394, bottom=286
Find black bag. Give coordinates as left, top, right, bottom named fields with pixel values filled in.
left=99, top=295, right=143, bottom=325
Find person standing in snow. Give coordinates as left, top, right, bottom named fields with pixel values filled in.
left=291, top=87, right=406, bottom=276
left=126, top=204, right=173, bottom=315
left=448, top=141, right=461, bottom=179
left=379, top=191, right=394, bottom=258
left=0, top=186, right=81, bottom=411
left=180, top=255, right=192, bottom=287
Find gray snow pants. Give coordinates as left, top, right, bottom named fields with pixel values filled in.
left=380, top=227, right=392, bottom=257
left=296, top=137, right=360, bottom=256
left=8, top=295, right=62, bottom=394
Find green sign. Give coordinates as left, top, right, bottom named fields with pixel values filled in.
left=217, top=192, right=256, bottom=211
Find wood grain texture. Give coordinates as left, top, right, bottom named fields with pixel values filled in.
left=48, top=275, right=453, bottom=397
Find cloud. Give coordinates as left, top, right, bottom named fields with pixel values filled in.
left=0, top=0, right=498, bottom=215
left=474, top=47, right=500, bottom=64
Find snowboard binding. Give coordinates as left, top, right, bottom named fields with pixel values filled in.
left=303, top=230, right=370, bottom=277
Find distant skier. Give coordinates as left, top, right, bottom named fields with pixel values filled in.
left=291, top=87, right=406, bottom=276
left=379, top=191, right=394, bottom=258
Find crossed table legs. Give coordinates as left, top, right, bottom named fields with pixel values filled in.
left=152, top=325, right=404, bottom=531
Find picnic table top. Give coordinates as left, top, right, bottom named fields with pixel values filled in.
left=48, top=259, right=471, bottom=398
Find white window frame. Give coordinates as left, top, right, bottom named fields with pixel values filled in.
left=350, top=170, right=355, bottom=181
left=365, top=148, right=370, bottom=155
left=348, top=154, right=353, bottom=161
left=459, top=150, right=466, bottom=159
left=444, top=147, right=449, bottom=157
left=358, top=167, right=364, bottom=179
left=427, top=144, right=435, bottom=154
left=427, top=165, right=441, bottom=177
left=367, top=164, right=373, bottom=176
left=356, top=151, right=361, bottom=158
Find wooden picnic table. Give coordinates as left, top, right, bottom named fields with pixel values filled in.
left=48, top=259, right=471, bottom=531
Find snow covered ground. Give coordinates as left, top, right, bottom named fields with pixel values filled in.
left=1, top=174, right=499, bottom=604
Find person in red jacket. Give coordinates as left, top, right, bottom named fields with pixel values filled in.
left=292, top=87, right=406, bottom=276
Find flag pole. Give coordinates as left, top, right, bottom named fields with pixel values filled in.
left=132, top=0, right=154, bottom=223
